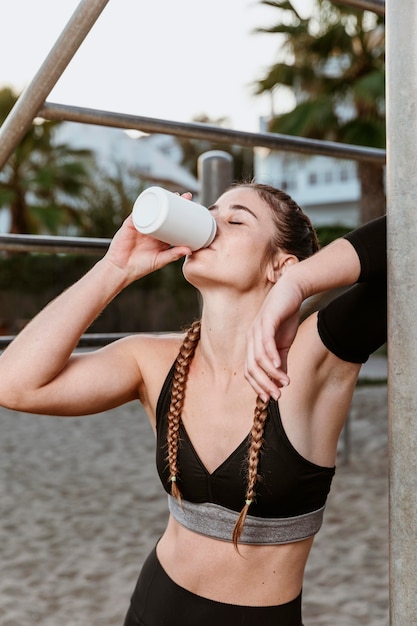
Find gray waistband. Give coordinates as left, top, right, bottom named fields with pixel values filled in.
left=168, top=495, right=325, bottom=545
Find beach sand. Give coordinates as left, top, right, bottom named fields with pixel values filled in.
left=0, top=384, right=388, bottom=625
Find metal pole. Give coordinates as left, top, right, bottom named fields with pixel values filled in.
left=0, top=333, right=131, bottom=350
left=38, top=101, right=386, bottom=164
left=198, top=151, right=234, bottom=207
left=386, top=0, right=417, bottom=623
left=0, top=0, right=110, bottom=170
left=0, top=233, right=110, bottom=255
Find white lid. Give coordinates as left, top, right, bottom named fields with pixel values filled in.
left=132, top=188, right=167, bottom=230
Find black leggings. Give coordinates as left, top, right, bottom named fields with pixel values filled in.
left=123, top=546, right=303, bottom=626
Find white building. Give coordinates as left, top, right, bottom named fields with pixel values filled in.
left=254, top=147, right=360, bottom=227
left=254, top=115, right=361, bottom=228
left=55, top=122, right=199, bottom=193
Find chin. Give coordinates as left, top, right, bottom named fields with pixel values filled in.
left=182, top=257, right=212, bottom=289
left=182, top=252, right=202, bottom=272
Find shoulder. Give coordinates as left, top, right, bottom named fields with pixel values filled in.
left=125, top=331, right=184, bottom=355
left=121, top=331, right=184, bottom=422
left=127, top=330, right=184, bottom=377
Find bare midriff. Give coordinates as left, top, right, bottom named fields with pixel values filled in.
left=156, top=515, right=314, bottom=607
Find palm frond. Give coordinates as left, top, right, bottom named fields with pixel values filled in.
left=269, top=98, right=339, bottom=139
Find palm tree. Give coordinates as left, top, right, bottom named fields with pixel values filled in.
left=0, top=87, right=95, bottom=234
left=254, top=0, right=385, bottom=223
left=81, top=164, right=146, bottom=238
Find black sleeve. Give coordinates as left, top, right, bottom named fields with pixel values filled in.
left=317, top=282, right=387, bottom=363
left=344, top=215, right=386, bottom=282
left=317, top=216, right=387, bottom=363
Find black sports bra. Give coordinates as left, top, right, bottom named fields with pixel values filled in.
left=155, top=362, right=335, bottom=521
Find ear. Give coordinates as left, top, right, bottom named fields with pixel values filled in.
left=266, top=253, right=298, bottom=284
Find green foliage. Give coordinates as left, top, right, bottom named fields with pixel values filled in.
left=315, top=224, right=350, bottom=248
left=0, top=254, right=93, bottom=293
left=0, top=87, right=96, bottom=234
left=0, top=252, right=189, bottom=294
left=255, top=0, right=385, bottom=147
left=269, top=98, right=339, bottom=138
left=0, top=253, right=199, bottom=333
left=81, top=165, right=146, bottom=238
left=254, top=0, right=386, bottom=222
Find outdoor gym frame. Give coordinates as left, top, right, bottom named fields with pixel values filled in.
left=1, top=1, right=416, bottom=623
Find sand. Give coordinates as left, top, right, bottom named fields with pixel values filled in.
left=0, top=383, right=388, bottom=625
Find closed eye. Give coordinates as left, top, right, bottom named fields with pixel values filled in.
left=229, top=220, right=243, bottom=225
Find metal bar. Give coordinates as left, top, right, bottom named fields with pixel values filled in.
left=0, top=233, right=110, bottom=255
left=0, top=333, right=131, bottom=350
left=198, top=151, right=234, bottom=207
left=75, top=333, right=133, bottom=347
left=38, top=102, right=386, bottom=165
left=331, top=0, right=385, bottom=15
left=386, top=0, right=417, bottom=622
left=0, top=0, right=110, bottom=170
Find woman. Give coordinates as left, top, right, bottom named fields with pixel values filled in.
left=0, top=183, right=386, bottom=626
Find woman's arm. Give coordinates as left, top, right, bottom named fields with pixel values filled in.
left=0, top=215, right=190, bottom=416
left=245, top=217, right=387, bottom=401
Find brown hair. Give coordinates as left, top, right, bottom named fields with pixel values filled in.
left=166, top=319, right=201, bottom=502
left=237, top=182, right=320, bottom=263
left=166, top=184, right=318, bottom=548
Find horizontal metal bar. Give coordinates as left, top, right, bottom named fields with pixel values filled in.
left=0, top=333, right=132, bottom=350
left=332, top=0, right=385, bottom=15
left=39, top=102, right=386, bottom=165
left=75, top=333, right=134, bottom=347
left=0, top=0, right=111, bottom=170
left=0, top=233, right=110, bottom=254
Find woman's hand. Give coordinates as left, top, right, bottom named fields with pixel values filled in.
left=104, top=214, right=191, bottom=285
left=245, top=277, right=304, bottom=401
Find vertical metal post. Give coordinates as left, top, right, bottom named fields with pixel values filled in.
left=386, top=1, right=417, bottom=623
left=0, top=0, right=111, bottom=170
left=198, top=150, right=234, bottom=207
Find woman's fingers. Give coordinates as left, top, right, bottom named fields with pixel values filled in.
left=154, top=245, right=191, bottom=269
left=245, top=324, right=290, bottom=401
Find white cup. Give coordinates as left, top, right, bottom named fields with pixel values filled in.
left=132, top=186, right=217, bottom=251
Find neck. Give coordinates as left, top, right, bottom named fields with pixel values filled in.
left=196, top=293, right=265, bottom=374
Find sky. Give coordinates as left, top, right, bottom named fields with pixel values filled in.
left=0, top=0, right=313, bottom=133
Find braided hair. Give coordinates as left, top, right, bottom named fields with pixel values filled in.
left=166, top=319, right=201, bottom=501
left=166, top=183, right=318, bottom=548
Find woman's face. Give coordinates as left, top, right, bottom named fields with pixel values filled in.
left=182, top=187, right=281, bottom=294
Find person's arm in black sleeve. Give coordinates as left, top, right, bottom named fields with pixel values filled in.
left=317, top=215, right=387, bottom=363
left=344, top=215, right=386, bottom=282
